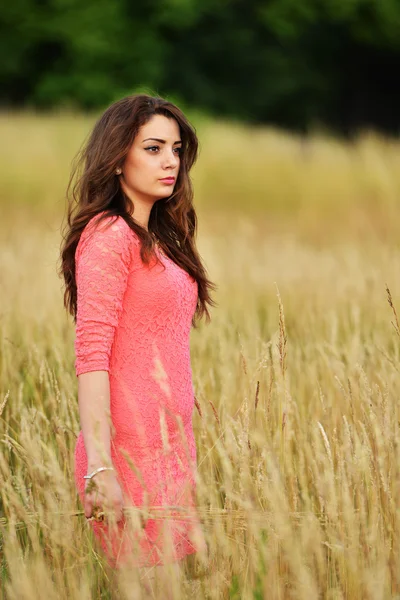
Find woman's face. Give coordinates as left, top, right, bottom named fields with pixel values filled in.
left=119, top=114, right=182, bottom=204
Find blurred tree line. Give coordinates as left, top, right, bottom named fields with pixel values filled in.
left=1, top=0, right=400, bottom=134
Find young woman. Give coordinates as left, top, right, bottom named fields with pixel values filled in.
left=59, top=94, right=216, bottom=581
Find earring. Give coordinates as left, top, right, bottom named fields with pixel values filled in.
left=115, top=168, right=122, bottom=175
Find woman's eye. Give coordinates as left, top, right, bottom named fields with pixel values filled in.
left=145, top=146, right=182, bottom=155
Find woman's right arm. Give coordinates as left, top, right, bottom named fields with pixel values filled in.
left=74, top=216, right=132, bottom=522
left=78, top=370, right=112, bottom=471
left=78, top=370, right=125, bottom=522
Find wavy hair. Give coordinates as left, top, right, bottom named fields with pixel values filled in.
left=59, top=93, right=217, bottom=327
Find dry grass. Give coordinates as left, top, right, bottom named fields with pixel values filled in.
left=1, top=112, right=400, bottom=598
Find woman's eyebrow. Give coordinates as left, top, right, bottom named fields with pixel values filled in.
left=142, top=137, right=182, bottom=144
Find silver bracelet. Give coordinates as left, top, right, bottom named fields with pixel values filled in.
left=83, top=466, right=114, bottom=480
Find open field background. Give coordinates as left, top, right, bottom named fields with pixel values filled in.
left=1, top=113, right=400, bottom=599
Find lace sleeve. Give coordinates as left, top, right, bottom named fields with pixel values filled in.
left=74, top=215, right=132, bottom=376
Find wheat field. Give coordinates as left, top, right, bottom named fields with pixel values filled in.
left=1, top=112, right=400, bottom=599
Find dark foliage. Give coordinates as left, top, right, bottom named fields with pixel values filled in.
left=1, top=0, right=400, bottom=134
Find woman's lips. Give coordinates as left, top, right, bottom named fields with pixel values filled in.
left=160, top=178, right=175, bottom=185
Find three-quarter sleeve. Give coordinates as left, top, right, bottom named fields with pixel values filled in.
left=74, top=215, right=132, bottom=376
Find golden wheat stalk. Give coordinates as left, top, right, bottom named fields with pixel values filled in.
left=386, top=284, right=400, bottom=338
left=0, top=506, right=360, bottom=530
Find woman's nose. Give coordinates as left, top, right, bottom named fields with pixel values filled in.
left=164, top=148, right=179, bottom=168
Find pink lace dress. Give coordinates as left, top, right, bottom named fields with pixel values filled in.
left=73, top=213, right=206, bottom=568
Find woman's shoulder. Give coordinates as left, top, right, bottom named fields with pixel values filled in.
left=82, top=211, right=139, bottom=243
left=85, top=211, right=130, bottom=235
left=76, top=211, right=139, bottom=260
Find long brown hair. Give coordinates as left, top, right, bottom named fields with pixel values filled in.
left=59, top=93, right=217, bottom=327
